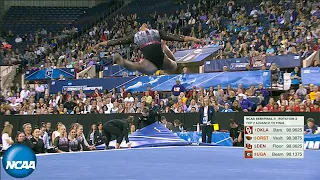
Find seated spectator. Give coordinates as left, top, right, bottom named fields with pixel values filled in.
left=265, top=98, right=275, bottom=110
left=64, top=96, right=77, bottom=113
left=30, top=128, right=45, bottom=154
left=309, top=86, right=318, bottom=101
left=221, top=103, right=233, bottom=112
left=91, top=88, right=102, bottom=98
left=164, top=106, right=174, bottom=113
left=179, top=92, right=188, bottom=104
left=311, top=102, right=320, bottom=112
left=76, top=125, right=95, bottom=151
left=172, top=119, right=183, bottom=133
left=149, top=101, right=158, bottom=112
left=266, top=45, right=275, bottom=55
left=238, top=94, right=252, bottom=111
left=1, top=124, right=14, bottom=152
left=23, top=123, right=33, bottom=142
left=270, top=103, right=280, bottom=112
left=161, top=116, right=173, bottom=130
left=93, top=122, right=105, bottom=146
left=314, top=92, right=320, bottom=104
left=53, top=124, right=69, bottom=153
left=227, top=91, right=236, bottom=103
left=158, top=100, right=166, bottom=112
left=87, top=124, right=97, bottom=145
left=304, top=118, right=319, bottom=134
left=117, top=104, right=125, bottom=113
left=187, top=86, right=197, bottom=99
left=40, top=126, right=54, bottom=153
left=254, top=83, right=269, bottom=100
left=175, top=106, right=185, bottom=113
left=83, top=73, right=91, bottom=79
left=187, top=99, right=198, bottom=112
left=305, top=99, right=313, bottom=107
left=218, top=95, right=231, bottom=109
left=20, top=86, right=31, bottom=100
left=58, top=74, right=65, bottom=80
left=68, top=128, right=82, bottom=152
left=277, top=94, right=288, bottom=106
left=52, top=122, right=63, bottom=143
left=306, top=107, right=311, bottom=112
left=174, top=99, right=187, bottom=112
left=231, top=100, right=243, bottom=112
left=15, top=132, right=28, bottom=144
left=124, top=92, right=134, bottom=103
left=145, top=85, right=154, bottom=97
left=245, top=85, right=255, bottom=97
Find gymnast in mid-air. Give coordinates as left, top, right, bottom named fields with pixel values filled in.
left=94, top=23, right=201, bottom=75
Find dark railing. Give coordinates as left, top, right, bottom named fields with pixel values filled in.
left=1, top=112, right=319, bottom=139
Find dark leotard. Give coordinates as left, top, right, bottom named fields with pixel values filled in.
left=107, top=29, right=185, bottom=69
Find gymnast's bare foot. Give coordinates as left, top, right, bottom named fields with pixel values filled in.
left=113, top=53, right=124, bottom=65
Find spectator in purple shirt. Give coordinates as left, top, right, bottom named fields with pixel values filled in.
left=171, top=79, right=185, bottom=97
left=35, top=82, right=45, bottom=101
left=254, top=84, right=269, bottom=98
left=277, top=15, right=284, bottom=25
left=238, top=94, right=252, bottom=111
left=199, top=14, right=207, bottom=22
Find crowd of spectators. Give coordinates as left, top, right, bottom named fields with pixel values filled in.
left=1, top=0, right=318, bottom=71
left=0, top=114, right=185, bottom=153
left=146, top=0, right=320, bottom=63
left=0, top=3, right=319, bottom=114
left=0, top=121, right=100, bottom=154
left=0, top=1, right=320, bottom=155
left=0, top=0, right=319, bottom=117
left=0, top=27, right=79, bottom=67
left=0, top=66, right=320, bottom=116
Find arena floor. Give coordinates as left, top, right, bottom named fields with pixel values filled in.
left=1, top=146, right=319, bottom=180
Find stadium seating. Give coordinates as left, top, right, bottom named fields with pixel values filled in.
left=1, top=6, right=88, bottom=34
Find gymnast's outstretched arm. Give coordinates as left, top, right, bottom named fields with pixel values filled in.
left=94, top=33, right=135, bottom=48
left=159, top=29, right=201, bottom=43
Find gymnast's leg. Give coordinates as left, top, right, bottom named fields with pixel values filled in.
left=161, top=54, right=178, bottom=71
left=113, top=53, right=158, bottom=75
left=161, top=41, right=176, bottom=61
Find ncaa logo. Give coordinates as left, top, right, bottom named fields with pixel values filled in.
left=2, top=144, right=37, bottom=178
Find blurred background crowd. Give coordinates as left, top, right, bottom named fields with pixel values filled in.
left=1, top=0, right=320, bottom=114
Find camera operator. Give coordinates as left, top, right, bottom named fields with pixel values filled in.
left=229, top=119, right=244, bottom=147
left=138, top=107, right=160, bottom=129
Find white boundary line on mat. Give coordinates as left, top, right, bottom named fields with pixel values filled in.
left=129, top=136, right=183, bottom=141
left=34, top=146, right=241, bottom=157
left=0, top=146, right=241, bottom=159
left=212, top=137, right=231, bottom=145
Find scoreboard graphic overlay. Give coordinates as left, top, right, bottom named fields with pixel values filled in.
left=244, top=116, right=304, bottom=159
